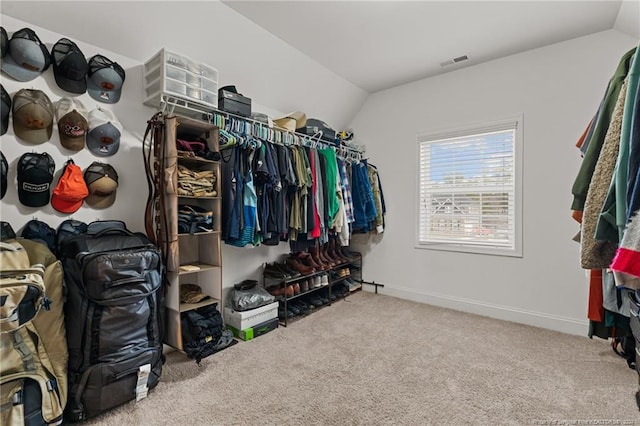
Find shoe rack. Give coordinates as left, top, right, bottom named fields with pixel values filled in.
left=160, top=115, right=223, bottom=350
left=264, top=243, right=362, bottom=327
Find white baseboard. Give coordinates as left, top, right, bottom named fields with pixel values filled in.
left=366, top=284, right=590, bottom=336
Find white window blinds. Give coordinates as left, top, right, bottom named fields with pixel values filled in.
left=417, top=117, right=522, bottom=256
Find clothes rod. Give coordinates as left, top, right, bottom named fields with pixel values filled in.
left=159, top=94, right=366, bottom=157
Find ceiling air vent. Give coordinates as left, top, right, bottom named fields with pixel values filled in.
left=440, top=55, right=469, bottom=67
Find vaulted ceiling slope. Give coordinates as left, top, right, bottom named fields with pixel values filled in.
left=2, top=1, right=638, bottom=98
left=224, top=0, right=638, bottom=93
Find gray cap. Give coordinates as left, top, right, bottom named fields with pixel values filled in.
left=1, top=28, right=50, bottom=82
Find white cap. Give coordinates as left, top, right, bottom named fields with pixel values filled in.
left=56, top=96, right=88, bottom=121
left=87, top=107, right=123, bottom=157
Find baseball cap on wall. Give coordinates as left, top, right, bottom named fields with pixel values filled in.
left=1, top=151, right=8, bottom=200
left=1, top=84, right=11, bottom=136
left=1, top=27, right=8, bottom=59
left=51, top=159, right=88, bottom=213
left=87, top=107, right=122, bottom=156
left=86, top=54, right=126, bottom=104
left=1, top=28, right=51, bottom=82
left=52, top=38, right=89, bottom=94
left=12, top=89, right=54, bottom=144
left=84, top=161, right=118, bottom=208
left=56, top=97, right=88, bottom=151
left=17, top=151, right=55, bottom=207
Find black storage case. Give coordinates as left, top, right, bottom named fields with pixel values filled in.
left=218, top=88, right=252, bottom=117
left=296, top=118, right=336, bottom=144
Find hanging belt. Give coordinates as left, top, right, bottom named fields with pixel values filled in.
left=143, top=112, right=164, bottom=246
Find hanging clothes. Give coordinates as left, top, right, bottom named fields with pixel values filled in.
left=318, top=148, right=340, bottom=226
left=217, top=119, right=375, bottom=249
left=221, top=146, right=244, bottom=242
left=610, top=70, right=640, bottom=287
left=571, top=47, right=636, bottom=214
left=338, top=159, right=355, bottom=226
left=569, top=45, right=640, bottom=342
left=367, top=163, right=386, bottom=234
left=351, top=160, right=377, bottom=233
left=580, top=77, right=629, bottom=269
left=598, top=43, right=640, bottom=243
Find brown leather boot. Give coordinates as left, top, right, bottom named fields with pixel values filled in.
left=332, top=240, right=351, bottom=263
left=297, top=251, right=325, bottom=271
left=322, top=242, right=339, bottom=266
left=317, top=243, right=335, bottom=268
left=327, top=238, right=345, bottom=264
left=308, top=246, right=329, bottom=270
left=286, top=257, right=315, bottom=275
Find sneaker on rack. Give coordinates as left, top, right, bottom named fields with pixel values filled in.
left=320, top=273, right=329, bottom=286
left=346, top=278, right=362, bottom=292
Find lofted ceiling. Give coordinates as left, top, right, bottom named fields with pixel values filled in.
left=1, top=1, right=638, bottom=96
left=223, top=0, right=637, bottom=93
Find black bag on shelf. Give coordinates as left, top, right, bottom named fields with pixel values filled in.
left=230, top=280, right=275, bottom=311
left=181, top=304, right=235, bottom=364
left=58, top=221, right=165, bottom=422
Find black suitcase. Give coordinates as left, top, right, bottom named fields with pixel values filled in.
left=59, top=221, right=165, bottom=422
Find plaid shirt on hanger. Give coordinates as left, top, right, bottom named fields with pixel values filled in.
left=338, top=159, right=355, bottom=224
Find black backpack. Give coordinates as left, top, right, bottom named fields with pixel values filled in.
left=59, top=221, right=165, bottom=422
left=55, top=219, right=87, bottom=257
left=21, top=219, right=56, bottom=254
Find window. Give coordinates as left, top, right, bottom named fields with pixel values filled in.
left=416, top=116, right=523, bottom=257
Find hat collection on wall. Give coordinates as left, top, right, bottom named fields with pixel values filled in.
left=0, top=26, right=125, bottom=211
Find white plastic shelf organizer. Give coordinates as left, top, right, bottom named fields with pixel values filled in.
left=143, top=49, right=218, bottom=110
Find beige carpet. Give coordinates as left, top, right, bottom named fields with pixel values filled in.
left=86, top=291, right=639, bottom=425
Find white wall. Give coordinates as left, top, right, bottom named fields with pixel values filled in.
left=0, top=14, right=156, bottom=234
left=0, top=1, right=368, bottom=131
left=614, top=0, right=640, bottom=39
left=0, top=12, right=356, bottom=303
left=349, top=29, right=639, bottom=335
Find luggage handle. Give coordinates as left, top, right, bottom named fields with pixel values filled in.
left=94, top=228, right=135, bottom=238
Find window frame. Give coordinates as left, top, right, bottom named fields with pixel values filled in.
left=415, top=115, right=523, bottom=258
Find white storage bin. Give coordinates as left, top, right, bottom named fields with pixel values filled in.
left=224, top=302, right=279, bottom=331
left=143, top=48, right=218, bottom=110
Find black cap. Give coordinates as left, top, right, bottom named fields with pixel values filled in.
left=87, top=54, right=126, bottom=104
left=52, top=38, right=88, bottom=94
left=0, top=27, right=8, bottom=59
left=1, top=151, right=7, bottom=199
left=1, top=84, right=10, bottom=135
left=17, top=152, right=55, bottom=207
